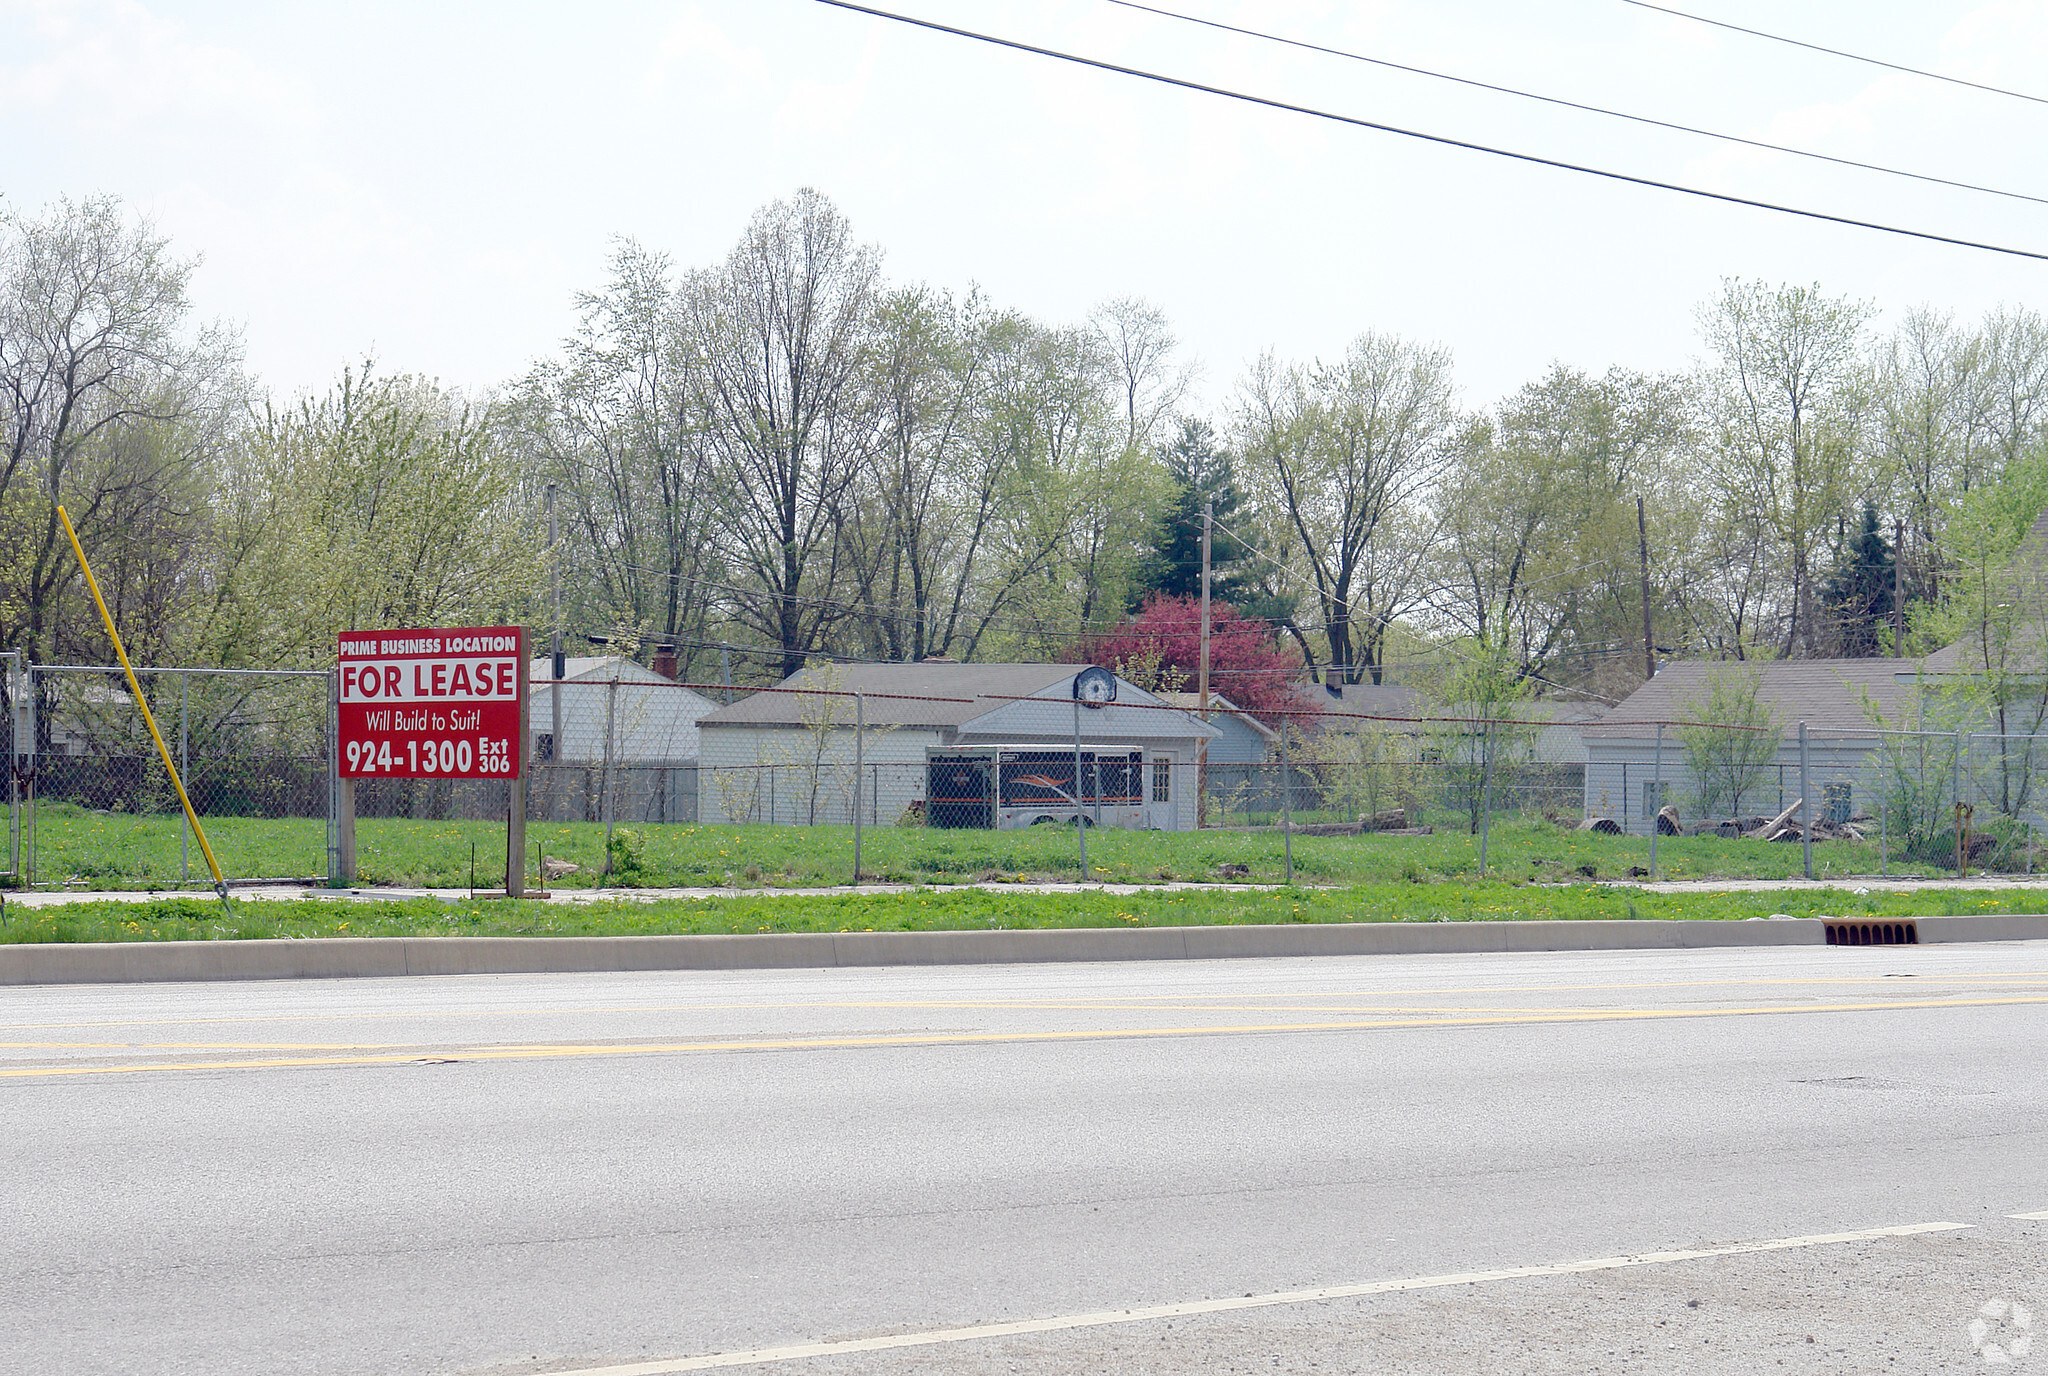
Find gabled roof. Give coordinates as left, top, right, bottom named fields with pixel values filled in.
left=1290, top=681, right=1425, bottom=721
left=1156, top=691, right=1278, bottom=740
left=529, top=655, right=672, bottom=684
left=1580, top=659, right=1919, bottom=739
left=700, top=663, right=1107, bottom=729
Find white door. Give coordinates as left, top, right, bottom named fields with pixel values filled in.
left=1145, top=756, right=1178, bottom=830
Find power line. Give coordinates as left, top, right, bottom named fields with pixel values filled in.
left=814, top=0, right=2048, bottom=263
left=1620, top=0, right=2048, bottom=108
left=1105, top=0, right=2048, bottom=208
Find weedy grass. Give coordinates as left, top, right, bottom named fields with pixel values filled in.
left=15, top=806, right=1951, bottom=891
left=0, top=881, right=2028, bottom=945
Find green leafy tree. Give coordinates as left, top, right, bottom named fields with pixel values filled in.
left=1696, top=279, right=1874, bottom=658
left=1425, top=631, right=1535, bottom=834
left=220, top=365, right=542, bottom=665
left=1674, top=665, right=1780, bottom=820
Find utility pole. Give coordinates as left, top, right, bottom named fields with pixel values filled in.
left=546, top=482, right=563, bottom=740
left=1893, top=517, right=1906, bottom=657
left=1638, top=496, right=1655, bottom=681
left=1197, top=500, right=1212, bottom=828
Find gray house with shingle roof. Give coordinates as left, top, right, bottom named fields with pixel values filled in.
left=696, top=663, right=1217, bottom=830
left=1579, top=659, right=1922, bottom=833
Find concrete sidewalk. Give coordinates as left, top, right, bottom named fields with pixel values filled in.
left=15, top=869, right=2048, bottom=910
left=3, top=878, right=1293, bottom=908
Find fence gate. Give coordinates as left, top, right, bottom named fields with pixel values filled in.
left=19, top=663, right=332, bottom=887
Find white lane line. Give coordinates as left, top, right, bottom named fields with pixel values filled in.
left=2010, top=1210, right=2048, bottom=1219
left=543, top=1221, right=1968, bottom=1375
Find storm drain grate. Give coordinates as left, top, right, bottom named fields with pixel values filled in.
left=1824, top=920, right=1918, bottom=946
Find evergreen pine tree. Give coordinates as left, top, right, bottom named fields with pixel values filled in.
left=1820, top=501, right=1896, bottom=657
left=1131, top=418, right=1253, bottom=606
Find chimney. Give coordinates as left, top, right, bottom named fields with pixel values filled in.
left=651, top=645, right=678, bottom=680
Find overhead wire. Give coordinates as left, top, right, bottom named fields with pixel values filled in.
left=1619, top=0, right=2048, bottom=108
left=812, top=0, right=2048, bottom=263
left=1202, top=513, right=1622, bottom=703
left=1104, top=0, right=2048, bottom=208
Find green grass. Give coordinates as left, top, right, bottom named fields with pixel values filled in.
left=0, top=881, right=2033, bottom=946
left=12, top=805, right=1957, bottom=891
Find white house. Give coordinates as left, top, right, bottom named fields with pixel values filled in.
left=528, top=656, right=719, bottom=764
left=1154, top=692, right=1277, bottom=765
left=528, top=656, right=720, bottom=824
left=1578, top=659, right=1919, bottom=834
left=696, top=662, right=1219, bottom=830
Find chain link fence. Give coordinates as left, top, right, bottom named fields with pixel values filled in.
left=1586, top=720, right=2048, bottom=877
left=11, top=663, right=331, bottom=885
left=15, top=653, right=2047, bottom=890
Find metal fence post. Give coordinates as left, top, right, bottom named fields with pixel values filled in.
left=180, top=670, right=191, bottom=883
left=1649, top=722, right=1663, bottom=879
left=1477, top=717, right=1494, bottom=878
left=1073, top=697, right=1088, bottom=880
left=1879, top=735, right=1889, bottom=878
left=4, top=651, right=18, bottom=884
left=600, top=676, right=618, bottom=873
left=1799, top=721, right=1812, bottom=880
left=1955, top=729, right=1967, bottom=880
left=852, top=691, right=863, bottom=886
left=1279, top=715, right=1294, bottom=884
left=22, top=663, right=34, bottom=887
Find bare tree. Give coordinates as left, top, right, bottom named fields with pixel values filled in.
left=681, top=189, right=881, bottom=679
left=0, top=195, right=236, bottom=664
left=1437, top=365, right=1687, bottom=687
left=521, top=238, right=723, bottom=674
left=1697, top=279, right=1873, bottom=658
left=1090, top=295, right=1190, bottom=454
left=1236, top=334, right=1457, bottom=683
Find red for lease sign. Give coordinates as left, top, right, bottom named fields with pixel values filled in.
left=337, top=626, right=525, bottom=779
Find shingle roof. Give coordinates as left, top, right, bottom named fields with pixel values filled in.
left=1580, top=659, right=1920, bottom=739
left=528, top=655, right=669, bottom=683
left=698, top=663, right=1099, bottom=729
left=1289, top=681, right=1425, bottom=719
left=1156, top=692, right=1278, bottom=739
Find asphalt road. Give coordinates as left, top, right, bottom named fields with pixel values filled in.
left=3, top=944, right=2045, bottom=1375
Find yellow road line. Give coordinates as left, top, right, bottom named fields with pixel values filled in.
left=7, top=994, right=2046, bottom=1079
left=0, top=1041, right=413, bottom=1051
left=540, top=1221, right=1971, bottom=1374
left=7, top=971, right=2047, bottom=1032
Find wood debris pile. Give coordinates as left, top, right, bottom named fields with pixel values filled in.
left=1685, top=798, right=1870, bottom=842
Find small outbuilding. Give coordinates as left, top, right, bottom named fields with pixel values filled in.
left=696, top=662, right=1218, bottom=830
left=1578, top=659, right=1917, bottom=835
left=528, top=656, right=719, bottom=823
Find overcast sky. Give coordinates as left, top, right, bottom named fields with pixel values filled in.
left=6, top=0, right=2045, bottom=415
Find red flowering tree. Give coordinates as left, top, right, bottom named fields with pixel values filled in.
left=1070, top=594, right=1303, bottom=723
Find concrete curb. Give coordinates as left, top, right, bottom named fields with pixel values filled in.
left=2, top=913, right=2044, bottom=985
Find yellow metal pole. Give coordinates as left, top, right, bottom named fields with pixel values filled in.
left=57, top=506, right=232, bottom=910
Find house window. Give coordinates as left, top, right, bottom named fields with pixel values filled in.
left=535, top=732, right=555, bottom=762
left=1153, top=760, right=1171, bottom=803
